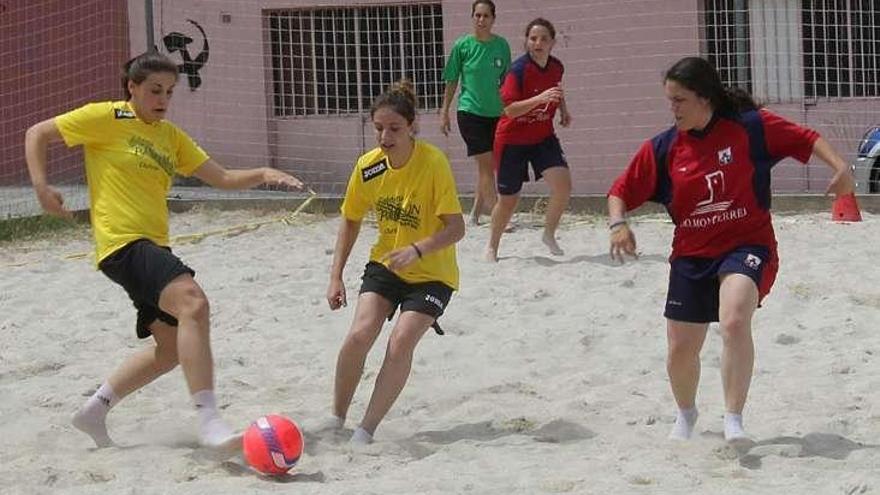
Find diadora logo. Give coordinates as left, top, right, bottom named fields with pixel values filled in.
left=362, top=159, right=388, bottom=182
left=425, top=294, right=445, bottom=309
left=114, top=108, right=136, bottom=119
left=744, top=254, right=762, bottom=270
left=718, top=147, right=733, bottom=165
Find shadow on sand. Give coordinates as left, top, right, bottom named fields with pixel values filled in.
left=719, top=432, right=879, bottom=470
left=393, top=419, right=597, bottom=460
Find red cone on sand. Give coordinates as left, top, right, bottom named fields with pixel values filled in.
left=832, top=192, right=862, bottom=222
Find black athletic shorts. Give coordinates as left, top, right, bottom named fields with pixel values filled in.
left=457, top=111, right=499, bottom=156
left=495, top=135, right=568, bottom=195
left=98, top=239, right=195, bottom=339
left=359, top=261, right=453, bottom=334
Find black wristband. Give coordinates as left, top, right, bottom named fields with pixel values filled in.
left=608, top=219, right=628, bottom=230
left=411, top=243, right=423, bottom=258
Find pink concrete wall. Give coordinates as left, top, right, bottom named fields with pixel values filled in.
left=1, top=0, right=128, bottom=186
left=123, top=0, right=876, bottom=195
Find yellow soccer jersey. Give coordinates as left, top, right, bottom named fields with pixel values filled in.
left=341, top=140, right=462, bottom=290
left=55, top=101, right=208, bottom=265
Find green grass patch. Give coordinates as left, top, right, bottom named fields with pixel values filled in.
left=0, top=214, right=87, bottom=242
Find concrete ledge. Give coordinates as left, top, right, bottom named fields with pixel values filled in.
left=166, top=193, right=880, bottom=216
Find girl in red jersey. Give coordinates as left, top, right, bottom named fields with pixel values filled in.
left=607, top=57, right=854, bottom=442
left=486, top=18, right=572, bottom=262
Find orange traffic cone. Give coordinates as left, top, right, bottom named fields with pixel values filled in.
left=831, top=192, right=862, bottom=222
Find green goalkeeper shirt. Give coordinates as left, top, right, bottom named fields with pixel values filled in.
left=442, top=34, right=511, bottom=118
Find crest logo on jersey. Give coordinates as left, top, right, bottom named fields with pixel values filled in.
left=744, top=254, right=762, bottom=270
left=362, top=159, right=388, bottom=182
left=114, top=108, right=136, bottom=119
left=494, top=57, right=503, bottom=68
left=718, top=147, right=733, bottom=165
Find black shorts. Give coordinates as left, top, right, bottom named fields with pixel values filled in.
left=664, top=245, right=770, bottom=323
left=457, top=111, right=499, bottom=156
left=495, top=135, right=568, bottom=195
left=98, top=239, right=195, bottom=339
left=359, top=261, right=453, bottom=333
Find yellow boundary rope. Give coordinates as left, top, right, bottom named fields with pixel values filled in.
left=3, top=189, right=319, bottom=268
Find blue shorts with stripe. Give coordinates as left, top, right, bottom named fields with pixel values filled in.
left=664, top=245, right=771, bottom=323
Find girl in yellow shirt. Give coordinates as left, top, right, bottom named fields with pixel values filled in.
left=324, top=80, right=466, bottom=444
left=25, top=52, right=303, bottom=453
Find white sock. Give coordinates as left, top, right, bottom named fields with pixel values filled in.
left=350, top=426, right=374, bottom=445
left=668, top=407, right=699, bottom=440
left=72, top=382, right=117, bottom=448
left=192, top=389, right=237, bottom=448
left=723, top=412, right=747, bottom=441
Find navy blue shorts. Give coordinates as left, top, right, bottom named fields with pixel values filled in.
left=457, top=111, right=499, bottom=156
left=359, top=261, right=453, bottom=333
left=664, top=245, right=772, bottom=323
left=495, top=135, right=568, bottom=195
left=99, top=239, right=195, bottom=339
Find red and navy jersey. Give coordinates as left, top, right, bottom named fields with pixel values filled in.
left=495, top=54, right=564, bottom=145
left=608, top=109, right=819, bottom=259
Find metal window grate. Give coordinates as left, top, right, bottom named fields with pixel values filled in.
left=266, top=4, right=444, bottom=117
left=704, top=0, right=879, bottom=100
left=803, top=0, right=880, bottom=98
left=850, top=0, right=880, bottom=97
left=704, top=0, right=753, bottom=93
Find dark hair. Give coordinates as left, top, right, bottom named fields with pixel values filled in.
left=524, top=18, right=556, bottom=39
left=122, top=52, right=179, bottom=99
left=663, top=56, right=760, bottom=114
left=370, top=79, right=417, bottom=125
left=471, top=0, right=496, bottom=17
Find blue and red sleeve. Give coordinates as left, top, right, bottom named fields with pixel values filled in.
left=759, top=109, right=819, bottom=164
left=608, top=140, right=659, bottom=211
left=500, top=64, right=524, bottom=106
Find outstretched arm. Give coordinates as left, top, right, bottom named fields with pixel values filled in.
left=24, top=118, right=71, bottom=218
left=811, top=137, right=855, bottom=195
left=327, top=218, right=362, bottom=310
left=607, top=194, right=637, bottom=263
left=193, top=159, right=303, bottom=190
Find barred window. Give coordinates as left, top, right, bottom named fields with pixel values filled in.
left=266, top=4, right=444, bottom=117
left=704, top=0, right=753, bottom=93
left=803, top=0, right=880, bottom=98
left=704, top=0, right=879, bottom=101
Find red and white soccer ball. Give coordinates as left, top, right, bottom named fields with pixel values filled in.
left=242, top=414, right=304, bottom=475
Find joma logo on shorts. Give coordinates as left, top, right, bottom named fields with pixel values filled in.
left=425, top=294, right=444, bottom=309
left=362, top=159, right=388, bottom=182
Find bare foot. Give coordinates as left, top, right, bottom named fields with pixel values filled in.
left=485, top=247, right=499, bottom=263
left=542, top=232, right=564, bottom=256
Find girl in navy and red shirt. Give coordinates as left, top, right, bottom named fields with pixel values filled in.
left=486, top=18, right=572, bottom=262
left=608, top=56, right=854, bottom=443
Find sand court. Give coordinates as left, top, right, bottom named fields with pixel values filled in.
left=1, top=209, right=878, bottom=494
